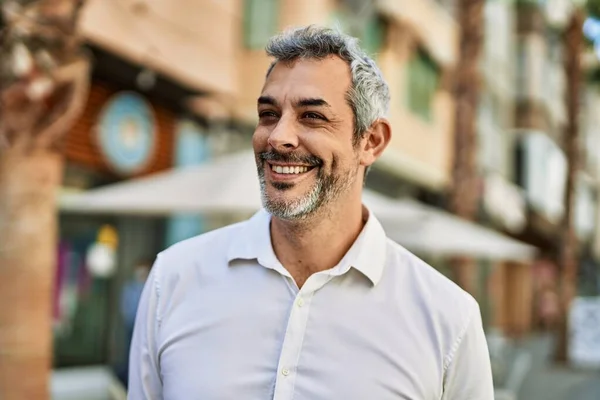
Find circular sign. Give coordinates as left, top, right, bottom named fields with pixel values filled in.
left=96, top=92, right=157, bottom=175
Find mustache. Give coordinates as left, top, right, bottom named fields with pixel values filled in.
left=258, top=151, right=322, bottom=167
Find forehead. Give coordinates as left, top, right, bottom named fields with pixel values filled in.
left=261, top=56, right=352, bottom=107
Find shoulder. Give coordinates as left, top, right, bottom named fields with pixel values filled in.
left=385, top=239, right=476, bottom=305
left=383, top=239, right=480, bottom=348
left=162, top=221, right=245, bottom=262
left=151, top=220, right=246, bottom=284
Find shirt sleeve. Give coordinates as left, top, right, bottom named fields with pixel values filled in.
left=128, top=257, right=163, bottom=400
left=441, top=301, right=495, bottom=400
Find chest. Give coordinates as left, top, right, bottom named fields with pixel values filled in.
left=156, top=278, right=444, bottom=400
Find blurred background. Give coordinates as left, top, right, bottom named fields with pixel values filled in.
left=2, top=0, right=600, bottom=399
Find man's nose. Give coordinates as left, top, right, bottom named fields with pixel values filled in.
left=267, top=115, right=299, bottom=151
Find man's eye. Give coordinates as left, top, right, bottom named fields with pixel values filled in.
left=303, top=112, right=325, bottom=120
left=259, top=111, right=278, bottom=119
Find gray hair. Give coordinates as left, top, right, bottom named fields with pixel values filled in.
left=265, top=25, right=390, bottom=143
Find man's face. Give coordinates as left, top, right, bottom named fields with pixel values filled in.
left=253, top=56, right=362, bottom=220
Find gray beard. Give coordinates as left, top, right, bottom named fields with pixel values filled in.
left=257, top=164, right=357, bottom=221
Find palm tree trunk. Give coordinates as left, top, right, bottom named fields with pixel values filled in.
left=0, top=1, right=89, bottom=397
left=0, top=149, right=64, bottom=399
left=555, top=8, right=584, bottom=364
left=449, top=0, right=485, bottom=294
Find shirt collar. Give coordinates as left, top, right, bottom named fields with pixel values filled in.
left=335, top=206, right=388, bottom=286
left=227, top=208, right=280, bottom=270
left=227, top=206, right=388, bottom=286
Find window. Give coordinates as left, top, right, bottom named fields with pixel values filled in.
left=244, top=0, right=279, bottom=49
left=328, top=12, right=387, bottom=58
left=361, top=16, right=387, bottom=58
left=515, top=43, right=527, bottom=100
left=406, top=49, right=440, bottom=120
left=478, top=89, right=508, bottom=172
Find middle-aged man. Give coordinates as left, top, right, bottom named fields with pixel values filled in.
left=129, top=25, right=494, bottom=399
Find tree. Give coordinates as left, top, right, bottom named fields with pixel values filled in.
left=555, top=4, right=585, bottom=364
left=0, top=1, right=89, bottom=398
left=448, top=0, right=485, bottom=295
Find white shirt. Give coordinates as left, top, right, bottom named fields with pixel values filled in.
left=129, top=208, right=494, bottom=400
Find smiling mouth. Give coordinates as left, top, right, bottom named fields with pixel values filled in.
left=269, top=164, right=316, bottom=175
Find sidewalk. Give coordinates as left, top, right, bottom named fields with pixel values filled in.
left=516, top=334, right=600, bottom=400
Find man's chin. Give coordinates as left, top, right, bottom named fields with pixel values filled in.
left=262, top=195, right=308, bottom=219
left=265, top=204, right=310, bottom=221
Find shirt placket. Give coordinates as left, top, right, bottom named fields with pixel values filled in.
left=272, top=273, right=332, bottom=400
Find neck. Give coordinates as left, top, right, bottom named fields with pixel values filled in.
left=270, top=189, right=366, bottom=287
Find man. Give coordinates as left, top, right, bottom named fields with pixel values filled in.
left=129, top=25, right=494, bottom=399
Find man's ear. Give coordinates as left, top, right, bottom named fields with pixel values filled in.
left=359, top=118, right=392, bottom=168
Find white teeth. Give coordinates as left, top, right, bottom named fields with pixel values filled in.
left=271, top=165, right=310, bottom=174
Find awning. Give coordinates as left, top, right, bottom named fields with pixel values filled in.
left=383, top=203, right=536, bottom=261
left=60, top=151, right=537, bottom=262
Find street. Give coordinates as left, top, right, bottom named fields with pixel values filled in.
left=517, top=335, right=600, bottom=400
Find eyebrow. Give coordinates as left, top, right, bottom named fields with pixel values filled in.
left=257, top=96, right=278, bottom=107
left=295, top=98, right=330, bottom=108
left=257, top=96, right=331, bottom=109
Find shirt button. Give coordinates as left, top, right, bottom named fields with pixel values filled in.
left=282, top=368, right=290, bottom=376
left=297, top=298, right=305, bottom=307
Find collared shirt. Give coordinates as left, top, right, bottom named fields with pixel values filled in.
left=129, top=208, right=494, bottom=400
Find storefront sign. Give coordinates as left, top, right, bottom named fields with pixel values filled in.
left=569, top=297, right=600, bottom=368
left=96, top=92, right=157, bottom=175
